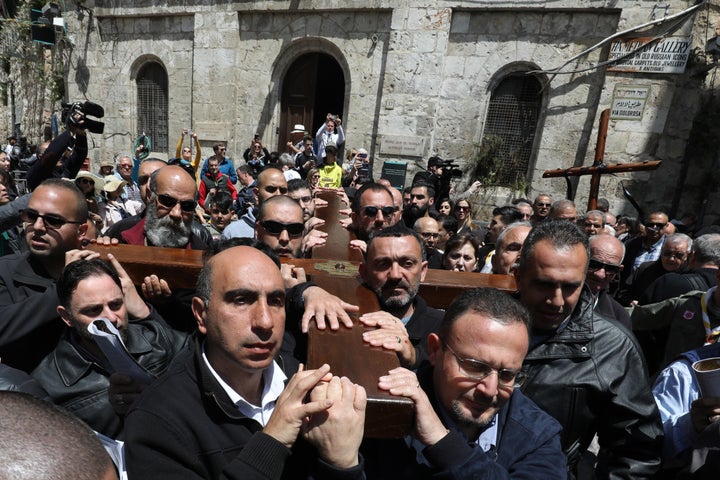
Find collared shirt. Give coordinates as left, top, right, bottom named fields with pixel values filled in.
left=633, top=236, right=665, bottom=270
left=201, top=342, right=287, bottom=427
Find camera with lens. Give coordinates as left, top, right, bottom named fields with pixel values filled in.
left=61, top=101, right=105, bottom=134
left=438, top=159, right=463, bottom=178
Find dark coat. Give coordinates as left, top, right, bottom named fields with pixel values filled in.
left=362, top=365, right=566, bottom=479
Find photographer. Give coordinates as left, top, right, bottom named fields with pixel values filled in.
left=315, top=113, right=345, bottom=160
left=342, top=148, right=373, bottom=188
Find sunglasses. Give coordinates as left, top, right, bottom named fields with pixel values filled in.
left=217, top=148, right=226, bottom=152
left=661, top=251, right=687, bottom=260
left=118, top=164, right=133, bottom=169
left=156, top=193, right=197, bottom=212
left=362, top=206, right=395, bottom=217
left=137, top=175, right=150, bottom=185
left=588, top=259, right=621, bottom=274
left=264, top=185, right=288, bottom=194
left=456, top=205, right=470, bottom=212
left=259, top=220, right=304, bottom=238
left=21, top=209, right=83, bottom=229
left=77, top=178, right=95, bottom=185
left=182, top=149, right=191, bottom=153
left=646, top=222, right=667, bottom=230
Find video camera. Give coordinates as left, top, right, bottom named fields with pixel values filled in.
left=436, top=158, right=463, bottom=178
left=61, top=101, right=105, bottom=134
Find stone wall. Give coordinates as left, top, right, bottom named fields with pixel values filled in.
left=43, top=1, right=717, bottom=225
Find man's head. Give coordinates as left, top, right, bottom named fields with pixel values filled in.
left=387, top=186, right=404, bottom=225
left=407, top=183, right=435, bottom=219
left=213, top=143, right=227, bottom=158
left=360, top=224, right=427, bottom=314
left=486, top=205, right=523, bottom=244
left=236, top=164, right=254, bottom=187
left=301, top=135, right=314, bottom=156
left=491, top=222, right=532, bottom=275
left=428, top=288, right=529, bottom=438
left=145, top=165, right=198, bottom=248
left=287, top=179, right=315, bottom=222
left=255, top=195, right=305, bottom=258
left=24, top=180, right=88, bottom=263
left=688, top=233, right=720, bottom=269
left=193, top=246, right=286, bottom=374
left=414, top=216, right=440, bottom=253
left=115, top=154, right=134, bottom=181
left=548, top=200, right=578, bottom=223
left=206, top=191, right=235, bottom=232
left=585, top=234, right=625, bottom=295
left=207, top=158, right=220, bottom=176
left=582, top=210, right=606, bottom=236
left=0, top=392, right=118, bottom=480
left=659, top=233, right=692, bottom=272
left=515, top=220, right=589, bottom=330
left=514, top=201, right=533, bottom=221
left=532, top=194, right=552, bottom=220
left=137, top=159, right=166, bottom=205
left=402, top=188, right=411, bottom=210
left=254, top=168, right=288, bottom=205
left=644, top=211, right=670, bottom=246
left=596, top=198, right=610, bottom=213
left=437, top=214, right=458, bottom=251
left=351, top=183, right=395, bottom=241
left=324, top=143, right=338, bottom=164
left=56, top=259, right=128, bottom=342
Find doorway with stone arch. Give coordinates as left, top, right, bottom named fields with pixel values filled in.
left=279, top=52, right=345, bottom=154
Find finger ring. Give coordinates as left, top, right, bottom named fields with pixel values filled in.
left=396, top=336, right=401, bottom=344
left=416, top=384, right=421, bottom=389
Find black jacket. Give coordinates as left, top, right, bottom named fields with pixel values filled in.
left=32, top=312, right=188, bottom=439
left=520, top=288, right=663, bottom=478
left=124, top=338, right=365, bottom=480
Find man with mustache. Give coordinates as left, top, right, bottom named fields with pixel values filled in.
left=358, top=224, right=443, bottom=369
left=109, top=165, right=211, bottom=249
left=514, top=220, right=663, bottom=478
left=363, top=288, right=566, bottom=478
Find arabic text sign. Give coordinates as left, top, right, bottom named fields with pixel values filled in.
left=607, top=36, right=691, bottom=74
left=610, top=85, right=649, bottom=121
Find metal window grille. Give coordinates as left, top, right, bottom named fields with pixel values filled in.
left=136, top=63, right=168, bottom=153
left=480, top=75, right=542, bottom=187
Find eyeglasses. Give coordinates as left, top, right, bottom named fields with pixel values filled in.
left=420, top=232, right=440, bottom=239
left=77, top=178, right=94, bottom=185
left=264, top=185, right=288, bottom=194
left=362, top=206, right=395, bottom=217
left=156, top=193, right=197, bottom=213
left=445, top=344, right=526, bottom=388
left=646, top=222, right=667, bottom=230
left=259, top=220, right=304, bottom=238
left=587, top=259, right=621, bottom=275
left=661, top=251, right=687, bottom=260
left=21, top=209, right=83, bottom=229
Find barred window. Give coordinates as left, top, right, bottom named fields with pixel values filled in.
left=479, top=74, right=542, bottom=188
left=136, top=62, right=168, bottom=153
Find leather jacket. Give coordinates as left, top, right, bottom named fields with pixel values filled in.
left=520, top=288, right=663, bottom=479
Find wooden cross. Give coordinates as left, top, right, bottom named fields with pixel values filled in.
left=89, top=192, right=515, bottom=437
left=542, top=109, right=662, bottom=211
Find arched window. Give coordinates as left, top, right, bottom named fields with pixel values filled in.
left=479, top=73, right=543, bottom=188
left=136, top=62, right=168, bottom=153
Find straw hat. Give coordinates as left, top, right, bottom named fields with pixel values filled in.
left=74, top=171, right=104, bottom=196
left=102, top=175, right=128, bottom=193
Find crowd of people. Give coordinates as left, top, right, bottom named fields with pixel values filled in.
left=0, top=113, right=718, bottom=479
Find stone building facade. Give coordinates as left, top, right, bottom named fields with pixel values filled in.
left=38, top=1, right=720, bottom=225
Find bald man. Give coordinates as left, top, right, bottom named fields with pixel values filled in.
left=224, top=167, right=288, bottom=239
left=109, top=165, right=211, bottom=249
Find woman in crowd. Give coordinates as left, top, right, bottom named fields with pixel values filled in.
left=102, top=176, right=143, bottom=233
left=454, top=199, right=478, bottom=236
left=306, top=167, right=320, bottom=193
left=615, top=215, right=641, bottom=243
left=442, top=234, right=481, bottom=272
left=437, top=197, right=453, bottom=217
left=74, top=171, right=105, bottom=231
left=175, top=129, right=202, bottom=182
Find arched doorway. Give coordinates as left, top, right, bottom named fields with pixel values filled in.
left=136, top=62, right=168, bottom=152
left=279, top=53, right=345, bottom=150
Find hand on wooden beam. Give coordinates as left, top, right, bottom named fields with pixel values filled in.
left=301, top=286, right=359, bottom=333
left=360, top=312, right=416, bottom=368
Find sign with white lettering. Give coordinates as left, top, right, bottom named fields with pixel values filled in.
left=380, top=135, right=425, bottom=157
left=610, top=84, right=649, bottom=121
left=607, top=36, right=691, bottom=74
